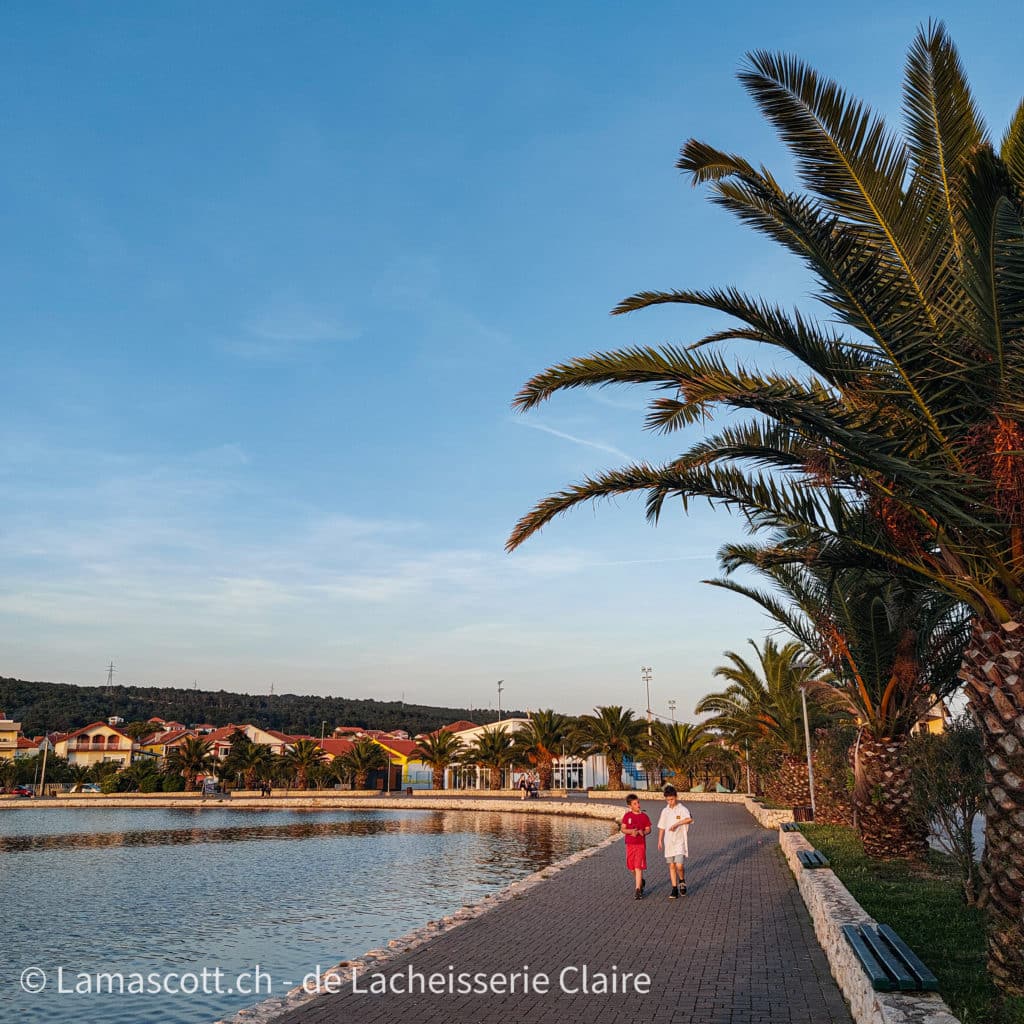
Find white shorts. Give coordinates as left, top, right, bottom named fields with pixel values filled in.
left=665, top=853, right=685, bottom=864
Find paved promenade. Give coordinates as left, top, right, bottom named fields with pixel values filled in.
left=276, top=800, right=852, bottom=1024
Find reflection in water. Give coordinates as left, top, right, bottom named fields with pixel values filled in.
left=2, top=808, right=614, bottom=1024
left=0, top=813, right=451, bottom=853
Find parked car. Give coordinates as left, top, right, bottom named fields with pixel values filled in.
left=10, top=785, right=34, bottom=798
left=80, top=783, right=101, bottom=793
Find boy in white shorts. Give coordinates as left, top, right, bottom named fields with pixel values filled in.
left=657, top=784, right=693, bottom=899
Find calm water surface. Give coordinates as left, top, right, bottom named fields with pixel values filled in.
left=2, top=807, right=613, bottom=1024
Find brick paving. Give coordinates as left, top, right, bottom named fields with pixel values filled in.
left=277, top=800, right=852, bottom=1024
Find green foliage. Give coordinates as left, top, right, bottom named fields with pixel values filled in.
left=802, top=824, right=1024, bottom=1024
left=334, top=737, right=388, bottom=789
left=0, top=675, right=513, bottom=739
left=696, top=638, right=831, bottom=756
left=160, top=771, right=185, bottom=792
left=906, top=718, right=987, bottom=903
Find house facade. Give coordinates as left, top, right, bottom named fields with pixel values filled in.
left=54, top=722, right=135, bottom=768
left=0, top=712, right=20, bottom=762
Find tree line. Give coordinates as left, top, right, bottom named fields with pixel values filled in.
left=0, top=676, right=510, bottom=738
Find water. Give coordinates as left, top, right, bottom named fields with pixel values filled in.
left=1, top=807, right=613, bottom=1024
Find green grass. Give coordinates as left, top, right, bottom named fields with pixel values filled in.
left=801, top=825, right=1023, bottom=1024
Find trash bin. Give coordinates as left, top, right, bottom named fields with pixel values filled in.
left=406, top=787, right=413, bottom=796
left=793, top=805, right=815, bottom=822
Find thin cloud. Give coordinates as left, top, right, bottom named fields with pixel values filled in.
left=515, top=420, right=634, bottom=462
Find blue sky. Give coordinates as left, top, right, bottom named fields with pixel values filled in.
left=3, top=3, right=1022, bottom=717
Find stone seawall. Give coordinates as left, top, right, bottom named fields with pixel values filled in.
left=0, top=794, right=625, bottom=819
left=779, top=828, right=960, bottom=1024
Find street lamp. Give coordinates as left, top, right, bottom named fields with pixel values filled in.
left=799, top=686, right=817, bottom=819
left=497, top=680, right=504, bottom=722
left=641, top=667, right=653, bottom=790
left=667, top=699, right=677, bottom=723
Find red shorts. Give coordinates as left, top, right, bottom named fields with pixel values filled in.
left=626, top=844, right=647, bottom=871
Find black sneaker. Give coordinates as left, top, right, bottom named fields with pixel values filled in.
left=634, top=889, right=643, bottom=900
left=669, top=886, right=679, bottom=899
left=680, top=884, right=687, bottom=895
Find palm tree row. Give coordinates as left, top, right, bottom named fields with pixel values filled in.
left=507, top=23, right=1024, bottom=991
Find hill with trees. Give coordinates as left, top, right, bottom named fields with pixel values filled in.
left=0, top=675, right=513, bottom=737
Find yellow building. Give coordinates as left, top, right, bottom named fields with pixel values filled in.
left=54, top=722, right=135, bottom=768
left=371, top=737, right=424, bottom=787
left=0, top=712, right=19, bottom=762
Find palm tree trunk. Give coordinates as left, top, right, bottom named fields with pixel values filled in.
left=355, top=770, right=368, bottom=790
left=960, top=617, right=1024, bottom=996
left=538, top=756, right=553, bottom=790
left=852, top=735, right=926, bottom=860
left=812, top=751, right=854, bottom=826
left=607, top=756, right=623, bottom=791
left=432, top=766, right=445, bottom=790
left=766, top=754, right=810, bottom=807
left=489, top=765, right=502, bottom=790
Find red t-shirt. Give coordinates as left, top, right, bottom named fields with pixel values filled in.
left=622, top=810, right=651, bottom=845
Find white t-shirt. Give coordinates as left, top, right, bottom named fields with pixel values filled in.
left=657, top=803, right=691, bottom=858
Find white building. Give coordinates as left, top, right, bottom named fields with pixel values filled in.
left=440, top=718, right=608, bottom=791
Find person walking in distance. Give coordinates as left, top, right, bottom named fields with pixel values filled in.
left=621, top=793, right=652, bottom=900
left=657, top=784, right=693, bottom=899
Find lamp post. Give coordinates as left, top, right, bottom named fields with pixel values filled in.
left=320, top=721, right=327, bottom=743
left=667, top=699, right=677, bottom=723
left=497, top=680, right=504, bottom=722
left=799, top=686, right=816, bottom=819
left=641, top=666, right=653, bottom=790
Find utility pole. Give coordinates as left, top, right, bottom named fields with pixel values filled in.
left=37, top=736, right=49, bottom=798
left=641, top=667, right=653, bottom=791
left=800, top=686, right=816, bottom=819
left=667, top=699, right=677, bottom=723
left=497, top=680, right=504, bottom=722
left=106, top=661, right=115, bottom=687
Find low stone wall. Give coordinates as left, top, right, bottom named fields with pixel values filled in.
left=4, top=794, right=624, bottom=820
left=586, top=790, right=749, bottom=802
left=585, top=790, right=790, bottom=830
left=411, top=789, right=569, bottom=799
left=779, top=828, right=960, bottom=1024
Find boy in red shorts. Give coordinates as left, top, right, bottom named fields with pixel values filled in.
left=621, top=793, right=652, bottom=899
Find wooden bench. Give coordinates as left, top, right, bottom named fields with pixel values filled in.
left=780, top=821, right=800, bottom=833
left=841, top=923, right=939, bottom=992
left=796, top=848, right=830, bottom=869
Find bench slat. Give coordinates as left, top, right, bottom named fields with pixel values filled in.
left=876, top=924, right=940, bottom=992
left=841, top=924, right=893, bottom=991
left=861, top=926, right=917, bottom=991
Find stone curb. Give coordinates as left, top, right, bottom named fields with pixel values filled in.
left=208, top=812, right=624, bottom=1024
left=0, top=796, right=606, bottom=812
left=779, top=828, right=961, bottom=1024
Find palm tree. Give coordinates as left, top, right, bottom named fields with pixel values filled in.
left=505, top=25, right=1024, bottom=991
left=696, top=640, right=831, bottom=807
left=166, top=737, right=215, bottom=792
left=415, top=730, right=466, bottom=790
left=228, top=741, right=274, bottom=790
left=651, top=721, right=712, bottom=791
left=281, top=739, right=327, bottom=790
left=572, top=705, right=644, bottom=792
left=511, top=709, right=570, bottom=789
left=68, top=765, right=92, bottom=793
left=463, top=726, right=514, bottom=790
left=711, top=526, right=969, bottom=858
left=335, top=738, right=389, bottom=790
